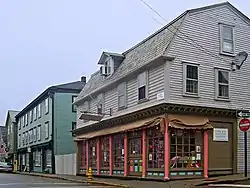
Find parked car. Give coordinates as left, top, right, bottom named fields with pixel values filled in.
left=0, top=162, right=13, bottom=172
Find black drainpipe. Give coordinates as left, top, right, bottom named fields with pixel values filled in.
left=49, top=91, right=55, bottom=174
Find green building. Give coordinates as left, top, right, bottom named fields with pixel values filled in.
left=16, top=77, right=86, bottom=174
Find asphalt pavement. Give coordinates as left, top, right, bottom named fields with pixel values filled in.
left=199, top=180, right=250, bottom=188
left=0, top=173, right=109, bottom=188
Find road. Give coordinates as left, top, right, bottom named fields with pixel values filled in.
left=0, top=173, right=108, bottom=188
left=200, top=180, right=250, bottom=188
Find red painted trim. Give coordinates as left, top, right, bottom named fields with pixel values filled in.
left=204, top=130, right=209, bottom=178
left=124, top=133, right=128, bottom=176
left=86, top=140, right=89, bottom=172
left=97, top=138, right=101, bottom=175
left=109, top=135, right=113, bottom=176
left=164, top=118, right=170, bottom=180
left=142, top=128, right=147, bottom=178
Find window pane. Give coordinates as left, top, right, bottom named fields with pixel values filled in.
left=186, top=80, right=198, bottom=94
left=186, top=65, right=198, bottom=79
left=138, top=86, right=146, bottom=100
left=218, top=71, right=229, bottom=84
left=118, top=95, right=125, bottom=108
left=223, top=26, right=233, bottom=40
left=223, top=41, right=233, bottom=53
left=219, top=84, right=229, bottom=97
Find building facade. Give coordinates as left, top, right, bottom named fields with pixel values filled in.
left=5, top=110, right=19, bottom=163
left=0, top=126, right=7, bottom=162
left=16, top=77, right=86, bottom=174
left=73, top=2, right=250, bottom=180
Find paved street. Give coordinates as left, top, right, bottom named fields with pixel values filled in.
left=0, top=173, right=107, bottom=188
left=200, top=180, right=250, bottom=188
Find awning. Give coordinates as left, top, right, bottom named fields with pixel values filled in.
left=168, top=114, right=213, bottom=129
left=76, top=115, right=165, bottom=139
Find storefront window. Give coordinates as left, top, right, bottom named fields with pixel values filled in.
left=147, top=128, right=164, bottom=169
left=80, top=141, right=86, bottom=169
left=35, top=151, right=41, bottom=167
left=46, top=149, right=52, bottom=167
left=112, top=134, right=124, bottom=168
left=88, top=139, right=97, bottom=169
left=26, top=153, right=29, bottom=167
left=100, top=136, right=109, bottom=168
left=170, top=129, right=202, bottom=169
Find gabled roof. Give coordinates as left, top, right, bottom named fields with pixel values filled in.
left=97, top=52, right=124, bottom=65
left=76, top=2, right=250, bottom=103
left=16, top=80, right=85, bottom=118
left=4, top=110, right=20, bottom=126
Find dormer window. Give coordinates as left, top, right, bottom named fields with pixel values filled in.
left=100, top=59, right=112, bottom=77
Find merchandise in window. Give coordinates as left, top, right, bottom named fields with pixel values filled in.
left=100, top=136, right=109, bottom=168
left=147, top=128, right=164, bottom=169
left=88, top=139, right=97, bottom=169
left=112, top=134, right=124, bottom=169
left=170, top=129, right=202, bottom=169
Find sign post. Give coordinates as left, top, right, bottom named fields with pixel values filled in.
left=239, top=118, right=250, bottom=177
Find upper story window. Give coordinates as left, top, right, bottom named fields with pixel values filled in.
left=215, top=69, right=230, bottom=99
left=18, top=134, right=21, bottom=147
left=18, top=119, right=21, bottom=130
left=38, top=104, right=41, bottom=118
left=220, top=24, right=234, bottom=54
left=29, top=110, right=33, bottom=123
left=45, top=98, right=49, bottom=114
left=137, top=71, right=148, bottom=101
left=37, top=125, right=41, bottom=141
left=25, top=113, right=28, bottom=126
left=33, top=127, right=37, bottom=142
left=72, top=96, right=77, bottom=112
left=25, top=131, right=28, bottom=145
left=22, top=116, right=25, bottom=127
left=29, top=129, right=33, bottom=143
left=22, top=133, right=25, bottom=146
left=97, top=93, right=104, bottom=114
left=118, top=82, right=127, bottom=109
left=100, top=58, right=113, bottom=77
left=183, top=63, right=199, bottom=96
left=44, top=122, right=49, bottom=139
left=72, top=122, right=76, bottom=137
left=33, top=107, right=37, bottom=121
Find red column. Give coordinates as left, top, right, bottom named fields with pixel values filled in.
left=86, top=140, right=89, bottom=174
left=142, top=128, right=147, bottom=178
left=164, top=118, right=170, bottom=180
left=124, top=133, right=128, bottom=177
left=97, top=138, right=101, bottom=175
left=109, top=135, right=113, bottom=176
left=203, top=130, right=209, bottom=178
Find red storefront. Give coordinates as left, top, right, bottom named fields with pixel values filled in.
left=75, top=113, right=216, bottom=179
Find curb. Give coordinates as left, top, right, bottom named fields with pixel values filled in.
left=195, top=177, right=250, bottom=186
left=13, top=171, right=129, bottom=188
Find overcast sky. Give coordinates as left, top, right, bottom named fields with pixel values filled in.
left=0, top=0, right=249, bottom=124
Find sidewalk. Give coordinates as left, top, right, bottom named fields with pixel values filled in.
left=13, top=171, right=250, bottom=188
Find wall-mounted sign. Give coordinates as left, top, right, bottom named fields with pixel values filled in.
left=213, top=128, right=228, bottom=142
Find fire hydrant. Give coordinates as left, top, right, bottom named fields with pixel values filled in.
left=87, top=167, right=93, bottom=182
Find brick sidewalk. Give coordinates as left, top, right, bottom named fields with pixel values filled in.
left=13, top=171, right=250, bottom=188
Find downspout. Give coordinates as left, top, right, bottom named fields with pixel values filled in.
left=49, top=91, right=56, bottom=174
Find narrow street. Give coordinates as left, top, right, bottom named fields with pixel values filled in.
left=0, top=173, right=108, bottom=188
left=200, top=181, right=250, bottom=188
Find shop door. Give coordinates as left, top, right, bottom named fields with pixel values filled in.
left=128, top=131, right=142, bottom=176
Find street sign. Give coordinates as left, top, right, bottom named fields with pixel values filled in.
left=237, top=110, right=250, bottom=118
left=239, top=118, right=250, bottom=132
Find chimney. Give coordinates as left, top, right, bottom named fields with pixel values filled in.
left=81, top=76, right=86, bottom=84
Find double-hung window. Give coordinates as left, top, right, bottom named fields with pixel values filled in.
left=29, top=110, right=33, bottom=123
left=33, top=127, right=37, bottom=142
left=215, top=69, right=230, bottom=99
left=38, top=104, right=41, bottom=118
left=37, top=125, right=41, bottom=141
left=137, top=71, right=148, bottom=101
left=183, top=63, right=199, bottom=95
left=97, top=93, right=104, bottom=114
left=25, top=113, right=28, bottom=126
left=45, top=98, right=49, bottom=114
left=33, top=107, right=37, bottom=121
left=220, top=24, right=234, bottom=54
left=44, top=122, right=49, bottom=139
left=72, top=96, right=77, bottom=112
left=118, top=82, right=126, bottom=109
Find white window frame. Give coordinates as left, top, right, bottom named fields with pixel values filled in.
left=45, top=98, right=49, bottom=114
left=29, top=110, right=33, bottom=123
left=22, top=116, right=25, bottom=127
left=29, top=129, right=33, bottom=143
left=38, top=104, right=41, bottom=118
left=33, top=107, right=37, bottom=121
left=137, top=71, right=148, bottom=102
left=46, top=149, right=52, bottom=167
left=118, top=82, right=127, bottom=109
left=97, top=93, right=104, bottom=114
left=33, top=127, right=37, bottom=142
left=220, top=24, right=235, bottom=55
left=215, top=68, right=230, bottom=99
left=35, top=150, right=41, bottom=167
left=44, top=122, right=49, bottom=139
left=22, top=133, right=25, bottom=146
left=37, top=125, right=41, bottom=141
left=183, top=63, right=200, bottom=96
left=25, top=131, right=28, bottom=145
left=18, top=119, right=21, bottom=130
left=25, top=113, right=28, bottom=125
